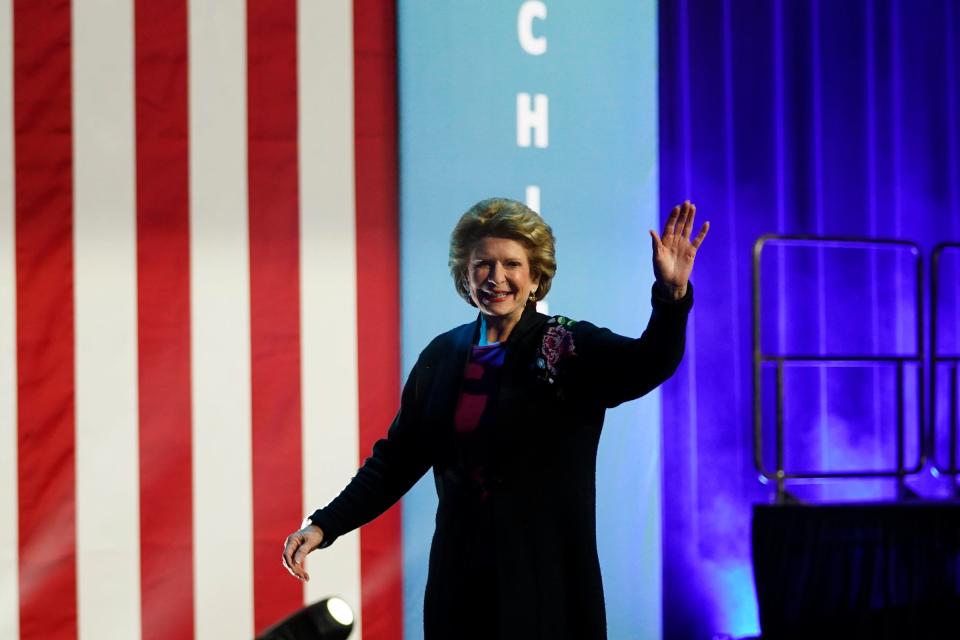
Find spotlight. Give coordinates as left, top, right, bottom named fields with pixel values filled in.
left=255, top=596, right=355, bottom=640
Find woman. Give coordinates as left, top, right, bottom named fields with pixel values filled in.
left=282, top=198, right=709, bottom=639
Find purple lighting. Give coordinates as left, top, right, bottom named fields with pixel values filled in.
left=659, top=0, right=960, bottom=637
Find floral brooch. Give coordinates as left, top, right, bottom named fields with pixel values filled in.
left=535, top=316, right=577, bottom=385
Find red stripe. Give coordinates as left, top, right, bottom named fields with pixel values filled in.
left=354, top=1, right=403, bottom=637
left=134, top=2, right=196, bottom=639
left=13, top=1, right=77, bottom=639
left=247, top=0, right=303, bottom=632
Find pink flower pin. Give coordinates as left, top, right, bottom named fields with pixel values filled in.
left=542, top=325, right=576, bottom=375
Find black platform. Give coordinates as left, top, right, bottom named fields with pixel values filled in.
left=752, top=502, right=960, bottom=639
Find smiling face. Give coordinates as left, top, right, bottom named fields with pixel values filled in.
left=466, top=236, right=540, bottom=326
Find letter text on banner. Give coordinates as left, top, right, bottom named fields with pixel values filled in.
left=516, top=93, right=548, bottom=148
left=517, top=1, right=547, bottom=55
left=525, top=185, right=541, bottom=213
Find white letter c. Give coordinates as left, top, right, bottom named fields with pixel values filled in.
left=518, top=1, right=547, bottom=56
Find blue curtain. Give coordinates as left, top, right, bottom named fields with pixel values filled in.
left=658, top=0, right=960, bottom=637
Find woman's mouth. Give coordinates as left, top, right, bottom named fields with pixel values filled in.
left=480, top=289, right=512, bottom=303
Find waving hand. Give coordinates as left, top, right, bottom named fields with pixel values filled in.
left=649, top=201, right=709, bottom=300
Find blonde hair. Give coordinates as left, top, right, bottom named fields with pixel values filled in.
left=448, top=198, right=557, bottom=307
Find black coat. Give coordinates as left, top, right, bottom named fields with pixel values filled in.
left=309, top=285, right=693, bottom=639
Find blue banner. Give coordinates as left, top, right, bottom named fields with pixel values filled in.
left=398, top=2, right=660, bottom=636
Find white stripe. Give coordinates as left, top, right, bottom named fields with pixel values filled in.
left=188, top=1, right=254, bottom=638
left=298, top=0, right=363, bottom=634
left=72, top=2, right=142, bottom=638
left=0, top=0, right=18, bottom=637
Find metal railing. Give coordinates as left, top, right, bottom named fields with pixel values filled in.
left=752, top=235, right=925, bottom=503
left=930, top=243, right=960, bottom=492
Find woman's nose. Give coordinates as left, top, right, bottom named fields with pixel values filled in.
left=487, top=263, right=505, bottom=284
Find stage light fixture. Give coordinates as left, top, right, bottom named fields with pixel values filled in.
left=255, top=596, right=355, bottom=640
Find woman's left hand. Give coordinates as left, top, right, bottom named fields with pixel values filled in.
left=649, top=201, right=709, bottom=300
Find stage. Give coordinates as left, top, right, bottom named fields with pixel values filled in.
left=753, top=502, right=960, bottom=639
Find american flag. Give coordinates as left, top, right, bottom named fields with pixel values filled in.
left=0, top=1, right=403, bottom=638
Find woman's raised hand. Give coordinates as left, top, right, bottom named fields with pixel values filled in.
left=649, top=201, right=709, bottom=299
left=282, top=524, right=324, bottom=581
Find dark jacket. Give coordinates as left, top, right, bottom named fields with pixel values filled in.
left=309, top=284, right=693, bottom=639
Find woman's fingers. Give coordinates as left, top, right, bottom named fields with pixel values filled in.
left=282, top=531, right=308, bottom=581
left=281, top=533, right=299, bottom=576
left=692, top=221, right=710, bottom=248
left=662, top=201, right=703, bottom=248
left=681, top=203, right=696, bottom=239
left=663, top=204, right=681, bottom=238
left=293, top=544, right=311, bottom=582
left=674, top=202, right=689, bottom=238
left=282, top=526, right=324, bottom=582
left=649, top=229, right=662, bottom=252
